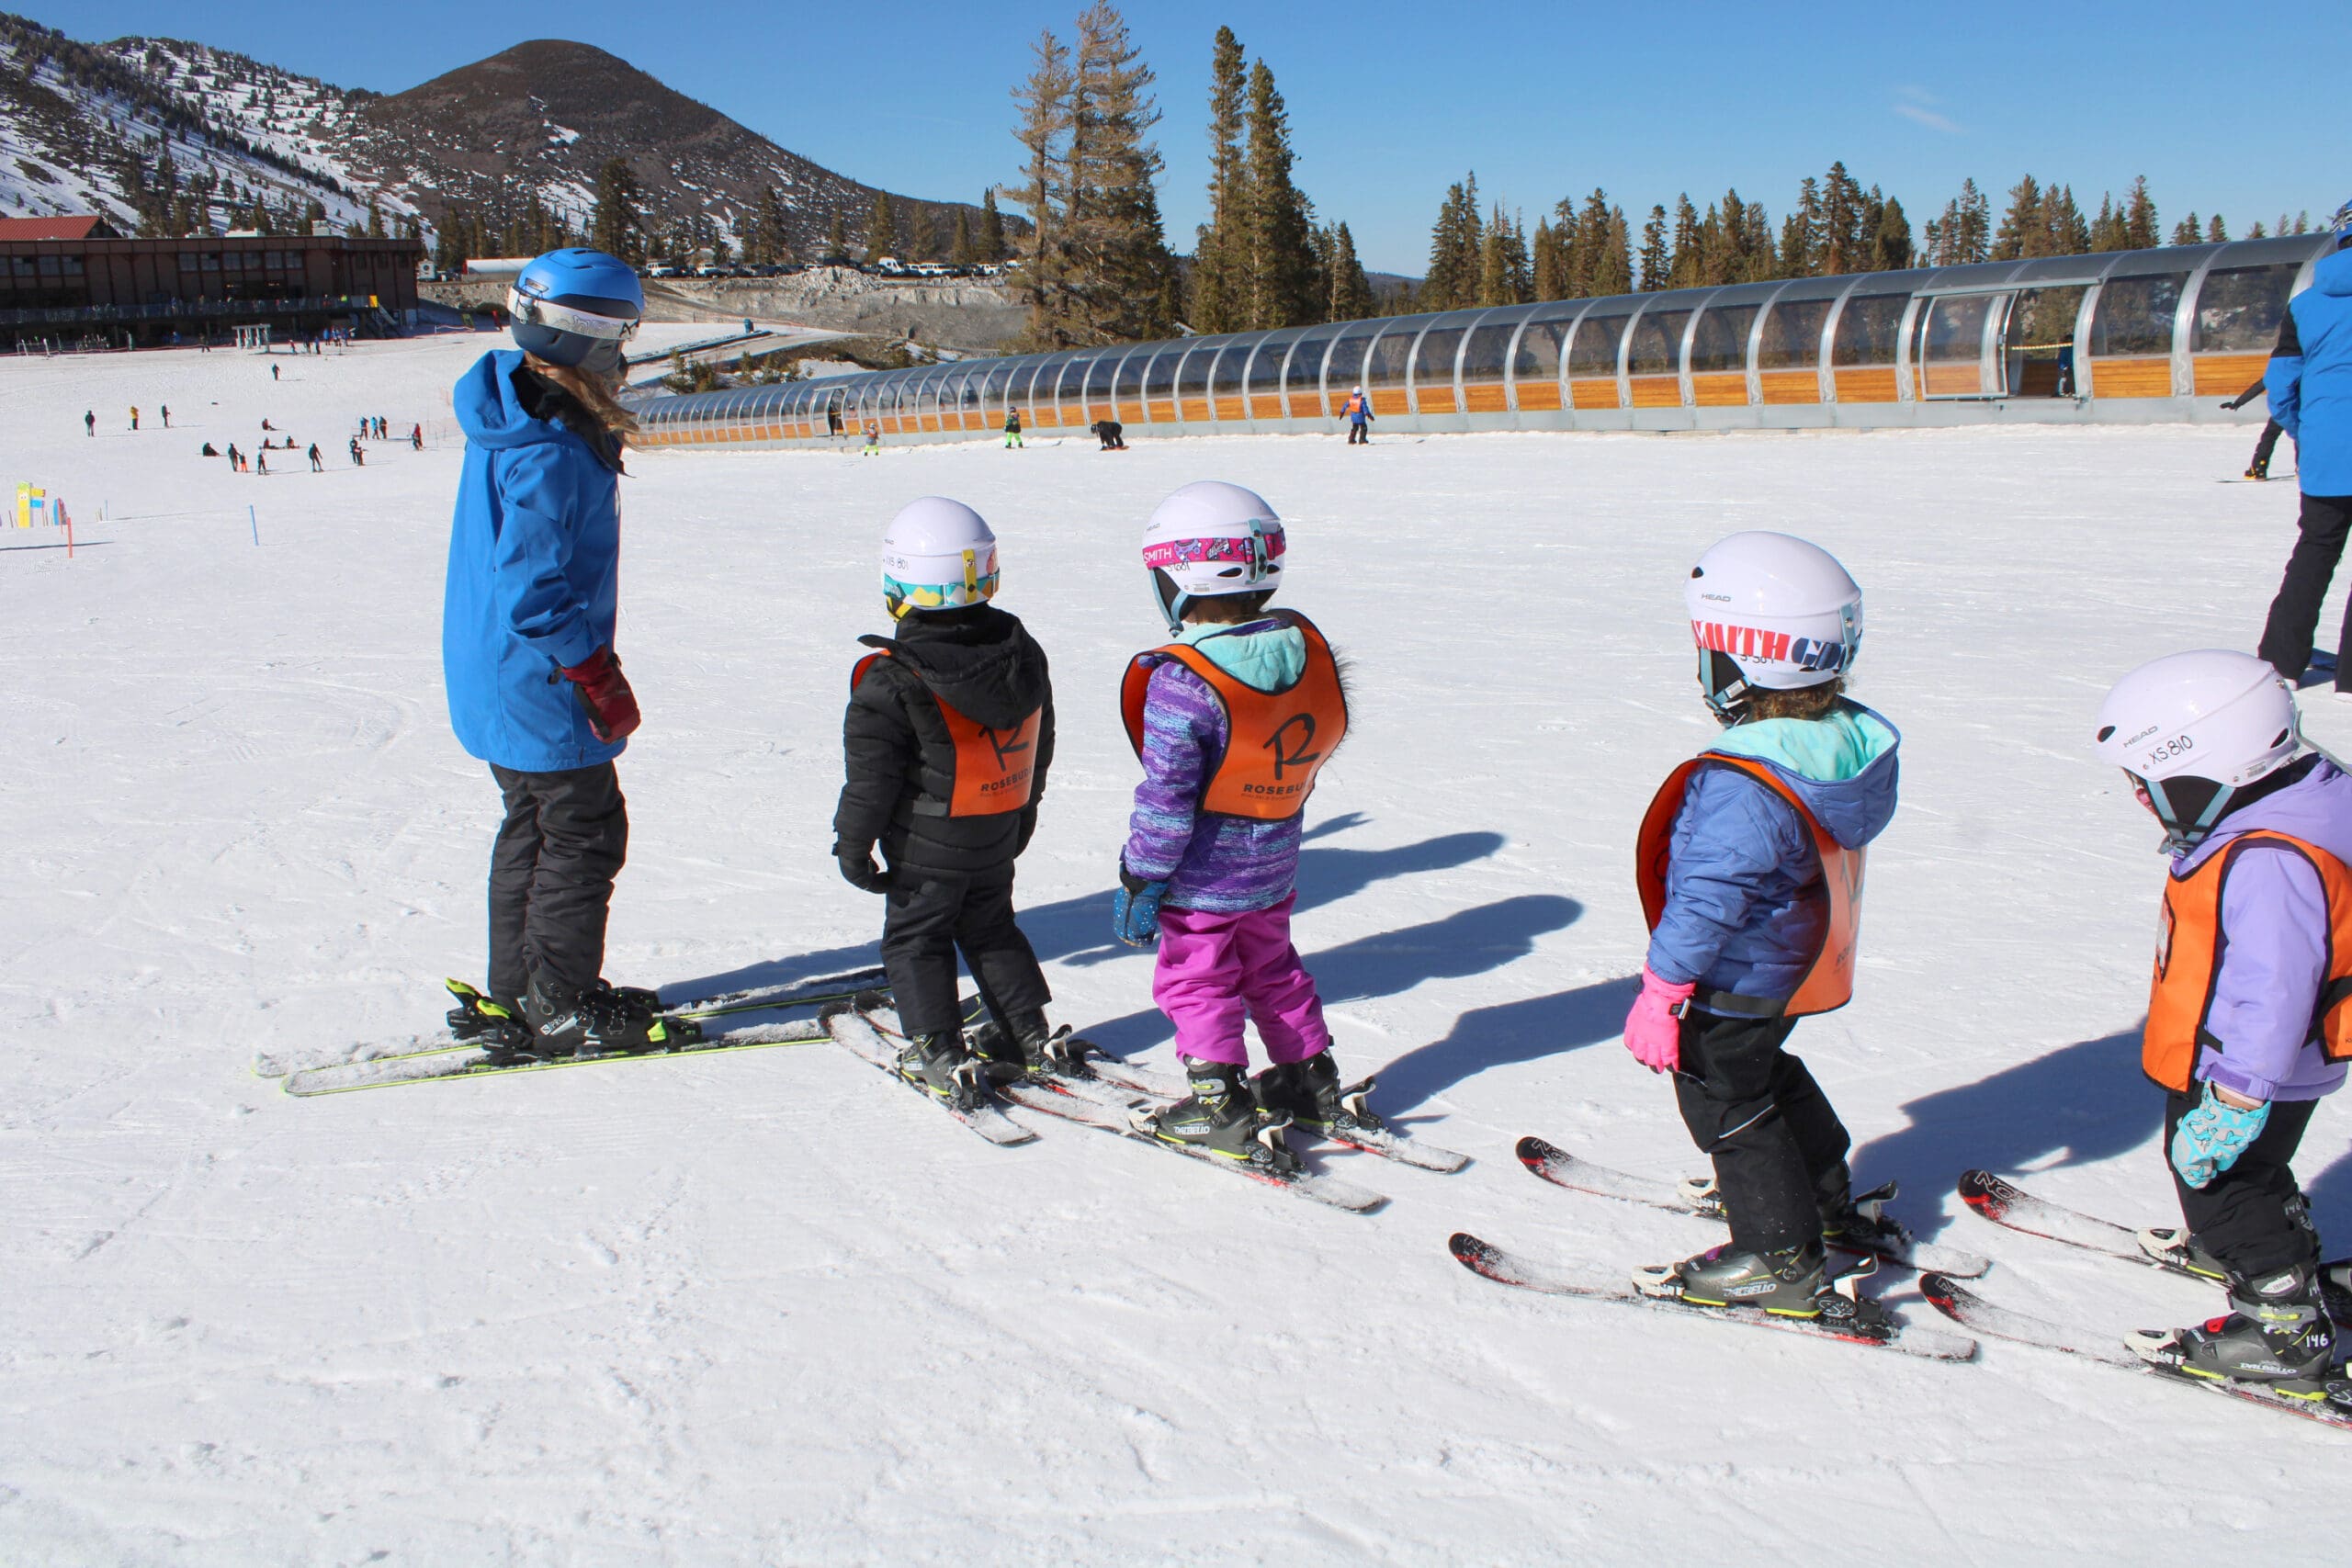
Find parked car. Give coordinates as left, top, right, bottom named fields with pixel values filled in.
left=647, top=264, right=684, bottom=278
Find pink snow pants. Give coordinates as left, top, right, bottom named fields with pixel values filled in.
left=1151, top=893, right=1332, bottom=1066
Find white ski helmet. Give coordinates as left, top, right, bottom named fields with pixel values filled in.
left=1684, top=531, right=1863, bottom=724
left=1140, top=480, right=1285, bottom=633
left=881, top=496, right=1000, bottom=619
left=2094, top=650, right=2301, bottom=853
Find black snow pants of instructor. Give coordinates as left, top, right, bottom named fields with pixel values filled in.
left=488, top=761, right=628, bottom=1002
left=2165, top=1089, right=2321, bottom=1281
left=879, top=865, right=1049, bottom=1039
left=1674, top=1010, right=1851, bottom=1255
left=2256, top=493, right=2352, bottom=688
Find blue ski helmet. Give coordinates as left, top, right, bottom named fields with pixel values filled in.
left=507, top=248, right=644, bottom=374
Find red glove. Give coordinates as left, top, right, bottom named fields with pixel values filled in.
left=560, top=645, right=640, bottom=742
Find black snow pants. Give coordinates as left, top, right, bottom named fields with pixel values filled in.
left=1674, top=1010, right=1851, bottom=1255
left=2250, top=419, right=2285, bottom=472
left=2256, top=493, right=2352, bottom=687
left=2165, top=1089, right=2321, bottom=1281
left=879, top=864, right=1049, bottom=1038
left=487, top=761, right=628, bottom=1001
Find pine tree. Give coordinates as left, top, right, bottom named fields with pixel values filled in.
left=2207, top=213, right=2229, bottom=243
left=865, top=190, right=898, bottom=259
left=1065, top=2, right=1179, bottom=339
left=1820, top=162, right=1865, bottom=274
left=1870, top=196, right=1913, bottom=270
left=2089, top=192, right=2128, bottom=252
left=1991, top=175, right=2043, bottom=260
left=980, top=190, right=1007, bottom=261
left=1238, top=58, right=1320, bottom=327
left=1326, top=220, right=1374, bottom=321
left=1188, top=25, right=1249, bottom=333
left=2121, top=176, right=2159, bottom=250
left=2043, top=184, right=2089, bottom=254
left=1008, top=28, right=1076, bottom=346
left=590, top=157, right=644, bottom=263
left=1638, top=204, right=1668, bottom=290
left=824, top=210, right=848, bottom=264
left=950, top=209, right=975, bottom=265
left=1668, top=194, right=1702, bottom=288
left=1781, top=175, right=1822, bottom=276
left=2172, top=213, right=2200, bottom=245
left=1423, top=175, right=1482, bottom=310
left=1531, top=217, right=1567, bottom=301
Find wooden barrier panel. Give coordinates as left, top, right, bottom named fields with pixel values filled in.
left=2192, top=352, right=2270, bottom=398
left=1920, top=363, right=1984, bottom=397
left=1570, top=378, right=1622, bottom=410
left=2088, top=356, right=2174, bottom=400
left=1213, top=396, right=1247, bottom=421
left=1417, top=387, right=1460, bottom=414
left=1629, top=375, right=1682, bottom=408
left=1834, top=367, right=1899, bottom=403
left=1113, top=401, right=1142, bottom=423
left=1182, top=399, right=1213, bottom=422
left=1371, top=389, right=1408, bottom=415
left=1034, top=407, right=1065, bottom=427
left=1691, top=373, right=1748, bottom=408
left=1514, top=380, right=1563, bottom=412
left=1462, top=382, right=1510, bottom=413
left=1759, top=370, right=1820, bottom=405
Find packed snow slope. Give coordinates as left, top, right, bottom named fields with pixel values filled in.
left=3, top=333, right=2348, bottom=1564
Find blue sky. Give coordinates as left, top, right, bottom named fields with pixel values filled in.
left=30, top=1, right=2348, bottom=274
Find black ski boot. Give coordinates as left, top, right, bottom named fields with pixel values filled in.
left=1252, top=1051, right=1379, bottom=1135
left=2246, top=459, right=2269, bottom=480
left=2136, top=1226, right=2229, bottom=1282
left=1133, top=1056, right=1298, bottom=1172
left=2128, top=1260, right=2340, bottom=1393
left=1814, top=1166, right=1915, bottom=1258
left=446, top=978, right=530, bottom=1051
left=1635, top=1239, right=1831, bottom=1316
left=964, top=1004, right=1091, bottom=1082
left=520, top=973, right=694, bottom=1059
left=898, top=1030, right=989, bottom=1109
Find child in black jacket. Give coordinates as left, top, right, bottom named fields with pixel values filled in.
left=835, top=497, right=1063, bottom=1103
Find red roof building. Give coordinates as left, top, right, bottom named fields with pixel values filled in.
left=0, top=216, right=121, bottom=241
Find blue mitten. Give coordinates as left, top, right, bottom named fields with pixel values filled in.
left=1112, top=864, right=1168, bottom=948
left=2170, top=1083, right=2269, bottom=1190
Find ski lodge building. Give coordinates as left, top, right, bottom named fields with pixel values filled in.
left=0, top=217, right=424, bottom=344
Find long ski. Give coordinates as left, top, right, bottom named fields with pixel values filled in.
left=282, top=1019, right=832, bottom=1096
left=254, top=966, right=888, bottom=1079
left=994, top=1077, right=1385, bottom=1212
left=1449, top=1233, right=1977, bottom=1360
left=1918, top=1272, right=2352, bottom=1431
left=1517, top=1136, right=1990, bottom=1278
left=827, top=1008, right=1035, bottom=1147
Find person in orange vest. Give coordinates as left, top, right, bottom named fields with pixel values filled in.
left=1341, top=385, right=1372, bottom=445
left=835, top=498, right=1063, bottom=1104
left=1623, top=531, right=1899, bottom=1324
left=1113, top=482, right=1352, bottom=1168
left=2092, top=650, right=2348, bottom=1393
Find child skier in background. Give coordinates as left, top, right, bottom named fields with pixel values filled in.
left=2093, top=650, right=2349, bottom=1394
left=1114, top=482, right=1352, bottom=1169
left=834, top=498, right=1067, bottom=1106
left=1623, top=531, right=1901, bottom=1320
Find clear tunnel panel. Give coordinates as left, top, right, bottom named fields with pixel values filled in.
left=1362, top=321, right=1419, bottom=415
left=1459, top=310, right=1525, bottom=413
left=1829, top=287, right=1909, bottom=403
left=1277, top=326, right=1340, bottom=416
left=2194, top=264, right=2301, bottom=353
left=1687, top=304, right=1758, bottom=373
left=1240, top=330, right=1299, bottom=416
left=1625, top=303, right=1693, bottom=407
left=1319, top=323, right=1381, bottom=416
left=1508, top=303, right=1577, bottom=411
left=1566, top=302, right=1635, bottom=408
left=1138, top=345, right=1182, bottom=422
left=1206, top=335, right=1259, bottom=419
left=1411, top=321, right=1469, bottom=413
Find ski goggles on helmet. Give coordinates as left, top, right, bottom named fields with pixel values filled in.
left=506, top=287, right=642, bottom=344
left=883, top=551, right=1000, bottom=620
left=1144, top=521, right=1283, bottom=632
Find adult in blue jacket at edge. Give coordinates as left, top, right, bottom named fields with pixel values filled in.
left=2256, top=200, right=2352, bottom=693
left=442, top=248, right=684, bottom=1058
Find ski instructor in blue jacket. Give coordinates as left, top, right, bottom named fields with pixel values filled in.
left=2256, top=200, right=2352, bottom=693
left=441, top=248, right=691, bottom=1059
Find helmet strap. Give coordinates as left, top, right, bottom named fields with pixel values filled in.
left=1699, top=649, right=1752, bottom=727
left=2143, top=774, right=2234, bottom=855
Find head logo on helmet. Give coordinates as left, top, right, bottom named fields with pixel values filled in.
left=1683, top=532, right=1863, bottom=726
left=507, top=249, right=644, bottom=376
left=2094, top=649, right=2302, bottom=854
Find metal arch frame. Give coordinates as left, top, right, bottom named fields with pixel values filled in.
left=1286, top=323, right=1343, bottom=422
left=1398, top=307, right=1476, bottom=417
left=1505, top=298, right=1592, bottom=421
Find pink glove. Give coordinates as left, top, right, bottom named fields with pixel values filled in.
left=1623, top=965, right=1696, bottom=1074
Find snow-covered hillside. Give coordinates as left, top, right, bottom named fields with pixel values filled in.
left=2, top=333, right=2348, bottom=1562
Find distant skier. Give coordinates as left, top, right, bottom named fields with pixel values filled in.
left=160, top=405, right=170, bottom=429
left=255, top=447, right=268, bottom=476
left=862, top=420, right=881, bottom=456
left=1090, top=418, right=1125, bottom=451
left=1002, top=407, right=1023, bottom=449
left=349, top=437, right=365, bottom=467
left=2092, top=651, right=2347, bottom=1393
left=1115, top=483, right=1355, bottom=1167
left=308, top=442, right=322, bottom=472
left=411, top=423, right=424, bottom=451
left=130, top=406, right=139, bottom=432
left=833, top=498, right=1063, bottom=1102
left=226, top=441, right=241, bottom=471
left=441, top=248, right=675, bottom=1058
left=271, top=363, right=279, bottom=381
left=2256, top=198, right=2352, bottom=692
left=1623, top=532, right=1899, bottom=1321
left=2224, top=375, right=2286, bottom=479
left=1341, top=386, right=1372, bottom=445
left=84, top=410, right=93, bottom=437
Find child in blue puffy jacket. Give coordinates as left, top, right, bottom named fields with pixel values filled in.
left=1622, top=532, right=1901, bottom=1323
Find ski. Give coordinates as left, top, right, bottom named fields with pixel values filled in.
left=1954, top=1168, right=2216, bottom=1279
left=1518, top=1136, right=1990, bottom=1278
left=281, top=1019, right=831, bottom=1096
left=948, top=994, right=1185, bottom=1099
left=253, top=966, right=889, bottom=1079
left=1449, top=1233, right=1977, bottom=1360
left=827, top=1008, right=1035, bottom=1147
left=1918, top=1271, right=2352, bottom=1431
left=994, top=1077, right=1385, bottom=1212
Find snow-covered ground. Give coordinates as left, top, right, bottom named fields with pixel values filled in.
left=3, top=333, right=2346, bottom=1564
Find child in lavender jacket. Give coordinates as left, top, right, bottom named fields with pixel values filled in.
left=1113, top=482, right=1351, bottom=1168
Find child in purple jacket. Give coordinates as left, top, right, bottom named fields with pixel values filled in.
left=2095, top=650, right=2351, bottom=1397
left=1111, top=482, right=1352, bottom=1169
